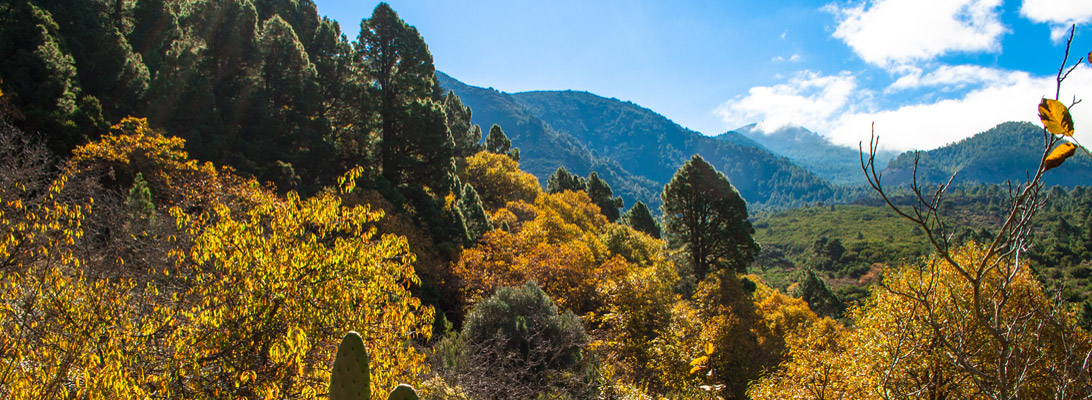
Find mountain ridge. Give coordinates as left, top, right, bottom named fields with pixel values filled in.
left=881, top=121, right=1092, bottom=187
left=438, top=71, right=836, bottom=211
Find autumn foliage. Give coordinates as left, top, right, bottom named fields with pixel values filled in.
left=751, top=243, right=1092, bottom=399
left=0, top=120, right=432, bottom=398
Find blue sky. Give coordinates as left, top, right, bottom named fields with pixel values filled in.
left=314, top=0, right=1092, bottom=151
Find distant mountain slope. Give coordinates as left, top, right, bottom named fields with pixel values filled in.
left=435, top=73, right=661, bottom=209
left=726, top=124, right=897, bottom=186
left=436, top=73, right=835, bottom=210
left=882, top=121, right=1092, bottom=187
left=509, top=90, right=834, bottom=209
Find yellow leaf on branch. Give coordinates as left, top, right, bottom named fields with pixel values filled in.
left=1044, top=142, right=1078, bottom=171
left=1038, top=98, right=1075, bottom=136
left=690, top=355, right=709, bottom=366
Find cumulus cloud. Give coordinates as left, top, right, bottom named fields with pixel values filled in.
left=825, top=0, right=1006, bottom=66
left=827, top=67, right=1092, bottom=151
left=716, top=66, right=1092, bottom=152
left=1020, top=0, right=1092, bottom=41
left=714, top=71, right=860, bottom=133
left=888, top=64, right=1011, bottom=91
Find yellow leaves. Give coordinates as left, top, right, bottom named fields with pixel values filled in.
left=465, top=152, right=542, bottom=210
left=1039, top=98, right=1075, bottom=136
left=1045, top=142, right=1078, bottom=171
left=167, top=180, right=432, bottom=396
left=689, top=345, right=715, bottom=375
left=689, top=356, right=708, bottom=375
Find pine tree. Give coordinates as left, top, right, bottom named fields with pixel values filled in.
left=357, top=3, right=453, bottom=190
left=546, top=166, right=585, bottom=194
left=620, top=201, right=660, bottom=238
left=797, top=269, right=844, bottom=318
left=661, top=155, right=759, bottom=281
left=124, top=172, right=156, bottom=227
left=459, top=183, right=493, bottom=244
left=586, top=172, right=623, bottom=222
left=485, top=124, right=511, bottom=154
left=443, top=91, right=481, bottom=157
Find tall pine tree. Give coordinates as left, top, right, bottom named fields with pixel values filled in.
left=661, top=155, right=759, bottom=281
left=357, top=2, right=453, bottom=190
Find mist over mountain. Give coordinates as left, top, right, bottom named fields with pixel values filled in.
left=726, top=124, right=898, bottom=186
left=438, top=72, right=836, bottom=210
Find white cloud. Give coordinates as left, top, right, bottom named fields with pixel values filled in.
left=826, top=67, right=1092, bottom=151
left=888, top=64, right=1010, bottom=91
left=826, top=0, right=1006, bottom=66
left=716, top=67, right=1092, bottom=152
left=714, top=71, right=860, bottom=133
left=1020, top=0, right=1092, bottom=41
left=772, top=54, right=803, bottom=63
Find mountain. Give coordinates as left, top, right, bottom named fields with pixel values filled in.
left=725, top=124, right=898, bottom=186
left=437, top=72, right=836, bottom=211
left=882, top=121, right=1092, bottom=187
left=435, top=73, right=662, bottom=210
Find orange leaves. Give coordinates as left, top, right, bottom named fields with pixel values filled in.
left=1045, top=142, right=1078, bottom=171
left=1038, top=98, right=1075, bottom=137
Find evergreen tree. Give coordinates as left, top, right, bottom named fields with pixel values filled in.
left=620, top=201, right=661, bottom=238
left=443, top=90, right=481, bottom=157
left=661, top=155, right=759, bottom=281
left=586, top=172, right=623, bottom=222
left=797, top=269, right=844, bottom=318
left=459, top=183, right=493, bottom=244
left=546, top=166, right=586, bottom=194
left=256, top=15, right=328, bottom=190
left=357, top=3, right=453, bottom=189
left=0, top=2, right=84, bottom=152
left=309, top=16, right=364, bottom=175
left=128, top=0, right=179, bottom=76
left=39, top=0, right=150, bottom=120
left=485, top=123, right=511, bottom=154
left=124, top=172, right=156, bottom=227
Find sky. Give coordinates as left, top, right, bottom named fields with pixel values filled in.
left=313, top=0, right=1092, bottom=152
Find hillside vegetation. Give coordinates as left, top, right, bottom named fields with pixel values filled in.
left=883, top=121, right=1092, bottom=186
left=0, top=1, right=1091, bottom=399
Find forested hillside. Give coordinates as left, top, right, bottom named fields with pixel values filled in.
left=883, top=121, right=1092, bottom=186
left=1, top=1, right=1091, bottom=399
left=434, top=72, right=661, bottom=211
left=440, top=76, right=837, bottom=211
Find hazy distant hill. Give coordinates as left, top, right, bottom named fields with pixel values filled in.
left=882, top=121, right=1092, bottom=187
left=726, top=124, right=897, bottom=186
left=436, top=73, right=836, bottom=210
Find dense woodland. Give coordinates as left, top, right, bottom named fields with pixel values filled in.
left=1, top=1, right=1092, bottom=399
